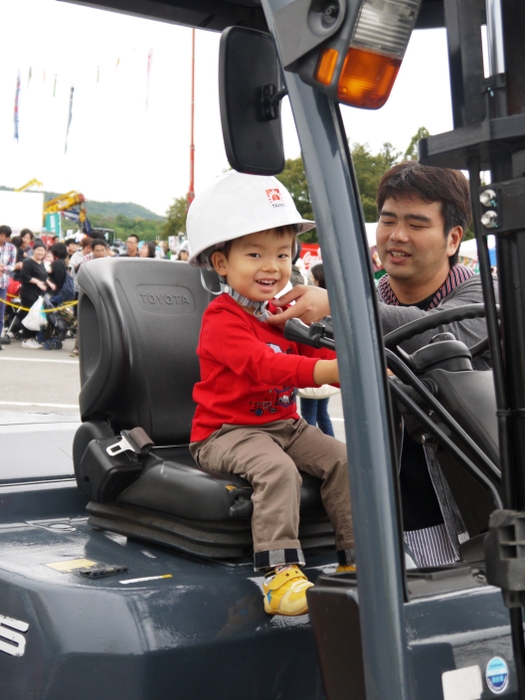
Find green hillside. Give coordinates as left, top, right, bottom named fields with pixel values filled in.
left=84, top=199, right=164, bottom=220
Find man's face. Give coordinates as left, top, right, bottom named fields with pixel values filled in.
left=376, top=196, right=461, bottom=293
left=0, top=233, right=6, bottom=247
left=126, top=237, right=138, bottom=255
left=93, top=245, right=107, bottom=259
left=67, top=242, right=78, bottom=255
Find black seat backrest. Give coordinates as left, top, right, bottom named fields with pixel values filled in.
left=77, top=258, right=216, bottom=444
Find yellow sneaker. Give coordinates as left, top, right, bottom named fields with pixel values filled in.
left=262, top=565, right=314, bottom=616
left=335, top=563, right=356, bottom=573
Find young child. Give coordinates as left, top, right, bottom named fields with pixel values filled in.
left=187, top=171, right=354, bottom=616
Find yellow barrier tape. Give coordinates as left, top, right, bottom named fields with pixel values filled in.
left=0, top=297, right=77, bottom=313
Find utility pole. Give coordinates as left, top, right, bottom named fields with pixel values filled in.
left=188, top=28, right=196, bottom=208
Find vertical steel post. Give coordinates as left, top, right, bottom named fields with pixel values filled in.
left=484, top=1, right=525, bottom=695
left=261, top=2, right=412, bottom=698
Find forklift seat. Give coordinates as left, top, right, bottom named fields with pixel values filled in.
left=72, top=258, right=334, bottom=559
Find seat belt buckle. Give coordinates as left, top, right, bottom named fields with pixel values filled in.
left=105, top=428, right=154, bottom=457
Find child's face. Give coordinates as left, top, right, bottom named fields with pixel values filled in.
left=212, top=229, right=294, bottom=306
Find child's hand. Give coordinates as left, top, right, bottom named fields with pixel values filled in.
left=312, top=358, right=339, bottom=386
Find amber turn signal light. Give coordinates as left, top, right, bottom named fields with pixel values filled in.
left=315, top=45, right=401, bottom=109
left=315, top=47, right=339, bottom=86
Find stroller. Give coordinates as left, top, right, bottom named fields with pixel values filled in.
left=40, top=294, right=77, bottom=350
left=4, top=278, right=23, bottom=340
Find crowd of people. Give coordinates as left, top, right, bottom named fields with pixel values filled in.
left=0, top=230, right=181, bottom=353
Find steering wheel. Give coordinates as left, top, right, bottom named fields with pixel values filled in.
left=285, top=303, right=493, bottom=358
left=383, top=303, right=490, bottom=357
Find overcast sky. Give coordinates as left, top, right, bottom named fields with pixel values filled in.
left=0, top=0, right=454, bottom=217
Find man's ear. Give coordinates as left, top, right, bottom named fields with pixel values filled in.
left=447, top=225, right=463, bottom=257
left=210, top=250, right=228, bottom=275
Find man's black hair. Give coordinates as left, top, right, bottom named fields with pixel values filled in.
left=92, top=238, right=109, bottom=249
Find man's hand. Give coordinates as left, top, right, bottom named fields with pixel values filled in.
left=268, top=285, right=331, bottom=327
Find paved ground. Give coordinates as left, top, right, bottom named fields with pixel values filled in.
left=0, top=335, right=81, bottom=419
left=0, top=333, right=346, bottom=440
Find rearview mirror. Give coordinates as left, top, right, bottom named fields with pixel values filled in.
left=219, top=27, right=285, bottom=175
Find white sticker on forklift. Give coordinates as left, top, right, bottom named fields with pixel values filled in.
left=45, top=558, right=97, bottom=573
left=0, top=614, right=29, bottom=658
left=486, top=657, right=509, bottom=694
left=441, top=665, right=482, bottom=700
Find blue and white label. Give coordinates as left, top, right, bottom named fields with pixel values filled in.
left=486, top=657, right=509, bottom=694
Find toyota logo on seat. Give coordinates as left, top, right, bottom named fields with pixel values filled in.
left=136, top=285, right=196, bottom=314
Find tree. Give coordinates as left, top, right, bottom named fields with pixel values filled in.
left=404, top=126, right=430, bottom=161
left=277, top=158, right=317, bottom=242
left=351, top=141, right=401, bottom=221
left=162, top=196, right=189, bottom=241
left=89, top=214, right=164, bottom=242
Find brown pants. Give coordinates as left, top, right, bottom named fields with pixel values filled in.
left=190, top=418, right=354, bottom=569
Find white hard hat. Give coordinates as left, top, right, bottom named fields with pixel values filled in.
left=187, top=170, right=315, bottom=267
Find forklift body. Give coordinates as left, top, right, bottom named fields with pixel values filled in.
left=2, top=0, right=525, bottom=698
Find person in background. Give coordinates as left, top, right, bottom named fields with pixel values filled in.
left=0, top=225, right=16, bottom=348
left=48, top=242, right=74, bottom=305
left=157, top=241, right=169, bottom=259
left=176, top=240, right=190, bottom=261
left=139, top=240, right=156, bottom=258
left=290, top=241, right=305, bottom=287
left=44, top=248, right=54, bottom=273
left=91, top=238, right=110, bottom=259
left=68, top=237, right=93, bottom=358
left=19, top=229, right=34, bottom=260
left=121, top=234, right=140, bottom=257
left=298, top=263, right=337, bottom=436
left=19, top=239, right=48, bottom=349
left=65, top=238, right=78, bottom=269
left=70, top=237, right=93, bottom=283
left=10, top=235, right=24, bottom=281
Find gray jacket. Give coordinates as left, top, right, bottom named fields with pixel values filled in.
left=378, top=274, right=492, bottom=367
left=379, top=274, right=497, bottom=560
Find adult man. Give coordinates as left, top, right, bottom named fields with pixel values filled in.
left=121, top=234, right=140, bottom=257
left=268, top=162, right=492, bottom=567
left=91, top=238, right=109, bottom=259
left=0, top=225, right=16, bottom=348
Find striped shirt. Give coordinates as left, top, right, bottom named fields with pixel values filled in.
left=0, top=242, right=16, bottom=289
left=405, top=524, right=469, bottom=568
left=378, top=264, right=475, bottom=309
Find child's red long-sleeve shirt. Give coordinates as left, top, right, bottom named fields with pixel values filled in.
left=191, top=294, right=336, bottom=443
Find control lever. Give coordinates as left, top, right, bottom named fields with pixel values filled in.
left=284, top=318, right=335, bottom=350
